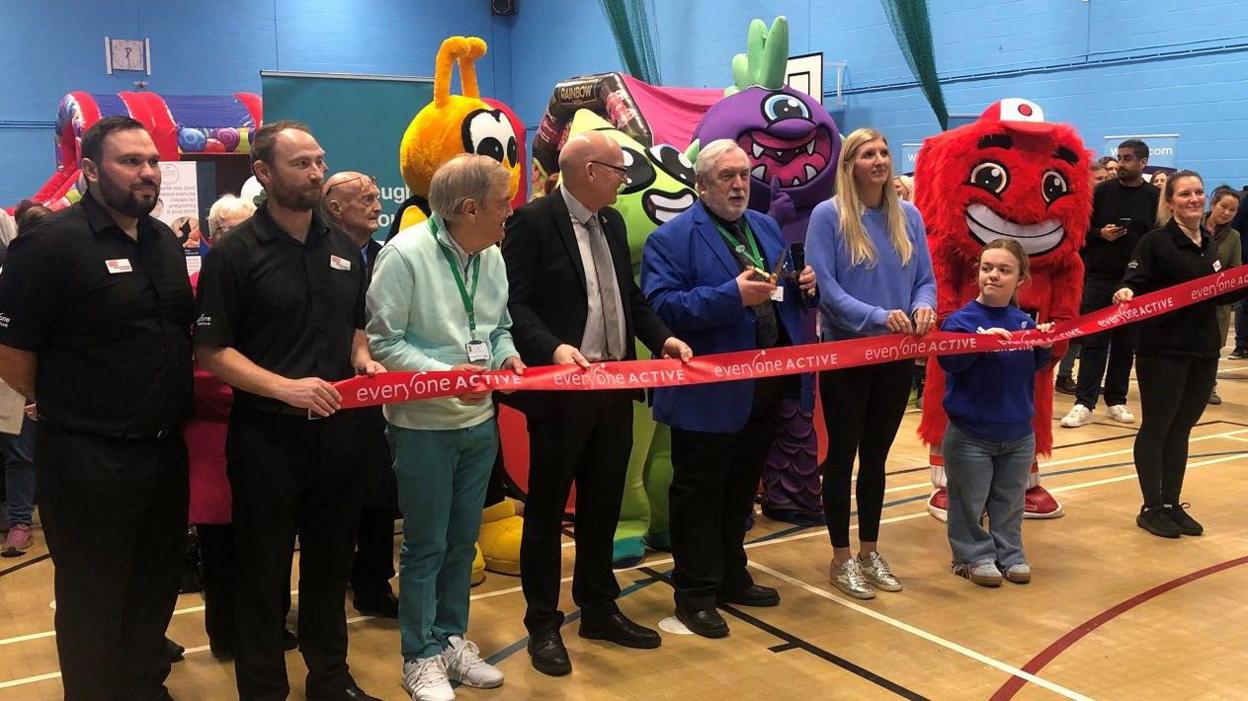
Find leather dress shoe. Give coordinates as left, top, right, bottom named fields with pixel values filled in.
left=352, top=588, right=400, bottom=619
left=579, top=611, right=661, bottom=649
left=309, top=683, right=382, bottom=701
left=528, top=629, right=572, bottom=676
left=718, top=584, right=780, bottom=607
left=675, top=606, right=729, bottom=638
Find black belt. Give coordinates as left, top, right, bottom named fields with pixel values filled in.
left=43, top=423, right=176, bottom=441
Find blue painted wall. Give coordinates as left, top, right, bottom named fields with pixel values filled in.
left=4, top=1, right=1247, bottom=205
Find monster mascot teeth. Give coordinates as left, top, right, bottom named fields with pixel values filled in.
left=691, top=16, right=841, bottom=524
left=395, top=36, right=526, bottom=582
left=561, top=109, right=699, bottom=566
left=915, top=98, right=1091, bottom=520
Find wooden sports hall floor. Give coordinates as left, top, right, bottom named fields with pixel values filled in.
left=3, top=362, right=1248, bottom=700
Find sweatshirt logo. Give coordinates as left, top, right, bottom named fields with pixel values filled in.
left=196, top=314, right=212, bottom=327
left=0, top=313, right=9, bottom=329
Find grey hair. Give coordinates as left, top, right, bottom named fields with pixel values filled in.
left=428, top=154, right=509, bottom=221
left=694, top=139, right=747, bottom=188
left=207, top=194, right=256, bottom=239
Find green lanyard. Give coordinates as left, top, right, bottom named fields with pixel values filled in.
left=714, top=218, right=766, bottom=271
left=430, top=218, right=482, bottom=338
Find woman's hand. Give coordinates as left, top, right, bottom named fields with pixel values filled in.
left=885, top=309, right=914, bottom=334
left=912, top=306, right=937, bottom=335
left=1035, top=322, right=1056, bottom=349
left=976, top=327, right=1012, bottom=341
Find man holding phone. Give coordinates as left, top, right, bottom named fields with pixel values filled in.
left=1061, top=139, right=1160, bottom=428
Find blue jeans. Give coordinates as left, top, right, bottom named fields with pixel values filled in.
left=1, top=417, right=36, bottom=526
left=392, top=419, right=497, bottom=660
left=942, top=423, right=1034, bottom=568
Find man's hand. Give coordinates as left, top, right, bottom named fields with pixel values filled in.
left=552, top=344, right=591, bottom=368
left=355, top=359, right=386, bottom=377
left=737, top=268, right=777, bottom=306
left=497, top=355, right=527, bottom=394
left=885, top=309, right=914, bottom=334
left=24, top=403, right=37, bottom=421
left=798, top=265, right=816, bottom=296
left=450, top=363, right=490, bottom=404
left=1113, top=287, right=1134, bottom=304
left=661, top=337, right=694, bottom=363
left=277, top=377, right=342, bottom=417
left=1100, top=224, right=1126, bottom=241
left=912, top=306, right=937, bottom=335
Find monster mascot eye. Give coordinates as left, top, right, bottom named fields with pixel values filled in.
left=619, top=146, right=656, bottom=195
left=462, top=109, right=519, bottom=166
left=969, top=161, right=1010, bottom=197
left=762, top=93, right=811, bottom=123
left=1041, top=170, right=1070, bottom=204
left=648, top=144, right=695, bottom=188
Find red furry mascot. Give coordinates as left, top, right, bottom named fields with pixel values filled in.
left=916, top=98, right=1091, bottom=520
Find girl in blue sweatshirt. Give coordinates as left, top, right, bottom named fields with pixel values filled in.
left=939, top=239, right=1054, bottom=588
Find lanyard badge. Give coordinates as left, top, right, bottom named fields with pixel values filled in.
left=430, top=219, right=486, bottom=362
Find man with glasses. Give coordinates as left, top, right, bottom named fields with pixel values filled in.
left=502, top=130, right=692, bottom=676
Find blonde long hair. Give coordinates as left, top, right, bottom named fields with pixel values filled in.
left=835, top=128, right=912, bottom=267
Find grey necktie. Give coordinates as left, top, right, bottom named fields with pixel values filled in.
left=587, top=216, right=625, bottom=360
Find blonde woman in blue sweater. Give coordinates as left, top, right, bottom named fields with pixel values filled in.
left=367, top=155, right=525, bottom=701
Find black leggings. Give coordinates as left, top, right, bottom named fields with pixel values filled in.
left=819, top=360, right=914, bottom=548
left=1134, top=354, right=1217, bottom=508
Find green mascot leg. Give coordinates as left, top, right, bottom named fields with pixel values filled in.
left=641, top=422, right=672, bottom=552
left=612, top=400, right=656, bottom=567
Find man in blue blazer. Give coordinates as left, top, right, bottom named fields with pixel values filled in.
left=641, top=139, right=817, bottom=638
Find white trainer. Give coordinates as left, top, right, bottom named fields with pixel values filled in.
left=402, top=656, right=455, bottom=701
left=1060, top=404, right=1093, bottom=428
left=441, top=636, right=503, bottom=689
left=1106, top=404, right=1136, bottom=424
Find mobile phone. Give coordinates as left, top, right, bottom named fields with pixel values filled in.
left=789, top=242, right=806, bottom=276
left=1118, top=217, right=1132, bottom=228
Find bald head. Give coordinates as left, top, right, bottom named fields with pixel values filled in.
left=322, top=170, right=381, bottom=244
left=558, top=131, right=627, bottom=211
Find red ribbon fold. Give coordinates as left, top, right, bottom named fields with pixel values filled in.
left=337, top=265, right=1248, bottom=409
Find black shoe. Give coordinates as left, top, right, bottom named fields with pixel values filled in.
left=1055, top=376, right=1077, bottom=395
left=165, top=637, right=185, bottom=663
left=1229, top=347, right=1248, bottom=360
left=1137, top=505, right=1181, bottom=538
left=352, top=588, right=399, bottom=618
left=210, top=644, right=234, bottom=662
left=760, top=505, right=826, bottom=526
left=309, top=684, right=382, bottom=701
left=1168, top=503, right=1204, bottom=536
left=675, top=606, right=729, bottom=639
left=283, top=628, right=299, bottom=652
left=528, top=629, right=572, bottom=676
left=718, top=584, right=780, bottom=607
left=579, top=611, right=661, bottom=649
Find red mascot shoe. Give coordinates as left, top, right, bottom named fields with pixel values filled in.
left=927, top=488, right=949, bottom=522
left=1024, top=485, right=1064, bottom=519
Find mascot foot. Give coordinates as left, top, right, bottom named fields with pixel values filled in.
left=643, top=530, right=671, bottom=553
left=479, top=499, right=523, bottom=575
left=927, top=489, right=949, bottom=522
left=472, top=544, right=485, bottom=587
left=1024, top=486, right=1064, bottom=519
left=761, top=505, right=826, bottom=526
left=612, top=536, right=645, bottom=569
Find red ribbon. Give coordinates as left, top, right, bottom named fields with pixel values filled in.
left=337, top=265, right=1248, bottom=409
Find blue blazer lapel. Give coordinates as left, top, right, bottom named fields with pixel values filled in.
left=693, top=203, right=739, bottom=278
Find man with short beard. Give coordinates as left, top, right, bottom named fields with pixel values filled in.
left=0, top=116, right=194, bottom=699
left=195, top=121, right=384, bottom=701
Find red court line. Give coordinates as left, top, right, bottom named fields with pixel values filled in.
left=991, top=554, right=1248, bottom=700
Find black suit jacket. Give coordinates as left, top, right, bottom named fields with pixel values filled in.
left=502, top=189, right=672, bottom=409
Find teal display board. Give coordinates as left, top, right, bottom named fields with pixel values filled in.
left=260, top=71, right=433, bottom=233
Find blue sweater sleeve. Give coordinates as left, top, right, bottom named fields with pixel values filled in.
left=906, top=205, right=937, bottom=312
left=805, top=202, right=889, bottom=335
left=936, top=311, right=981, bottom=373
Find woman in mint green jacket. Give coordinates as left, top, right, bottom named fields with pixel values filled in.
left=367, top=155, right=525, bottom=700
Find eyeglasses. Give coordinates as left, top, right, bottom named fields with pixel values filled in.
left=589, top=160, right=630, bottom=184
left=324, top=174, right=378, bottom=198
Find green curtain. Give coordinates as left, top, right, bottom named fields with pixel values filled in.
left=599, top=0, right=662, bottom=85
left=880, top=0, right=949, bottom=130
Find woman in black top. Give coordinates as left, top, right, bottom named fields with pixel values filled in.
left=1113, top=171, right=1244, bottom=538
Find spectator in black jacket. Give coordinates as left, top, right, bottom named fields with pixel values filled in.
left=1228, top=188, right=1248, bottom=358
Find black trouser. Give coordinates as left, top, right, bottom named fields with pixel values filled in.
left=199, top=522, right=292, bottom=653
left=485, top=450, right=508, bottom=506
left=1076, top=277, right=1138, bottom=409
left=819, top=360, right=913, bottom=549
left=521, top=390, right=634, bottom=634
left=669, top=377, right=786, bottom=612
left=35, top=425, right=188, bottom=701
left=1133, top=354, right=1217, bottom=508
left=227, top=405, right=363, bottom=701
left=350, top=407, right=398, bottom=598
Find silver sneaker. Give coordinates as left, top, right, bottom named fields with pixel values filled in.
left=829, top=558, right=875, bottom=599
left=858, top=551, right=903, bottom=592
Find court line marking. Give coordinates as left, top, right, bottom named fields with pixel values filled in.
left=746, top=560, right=1094, bottom=701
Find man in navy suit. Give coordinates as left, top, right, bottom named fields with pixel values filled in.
left=641, top=139, right=817, bottom=638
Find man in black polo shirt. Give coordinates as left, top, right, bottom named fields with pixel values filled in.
left=0, top=116, right=193, bottom=700
left=195, top=121, right=382, bottom=701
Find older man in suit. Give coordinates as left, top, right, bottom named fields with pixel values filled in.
left=503, top=131, right=691, bottom=676
left=641, top=139, right=817, bottom=639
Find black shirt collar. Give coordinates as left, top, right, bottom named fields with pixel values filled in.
left=705, top=204, right=745, bottom=233
left=80, top=190, right=155, bottom=243
left=1165, top=217, right=1207, bottom=251
left=252, top=201, right=331, bottom=245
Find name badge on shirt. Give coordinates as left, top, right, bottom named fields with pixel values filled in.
left=105, top=258, right=133, bottom=274
left=1213, top=260, right=1223, bottom=272
left=770, top=286, right=785, bottom=302
left=329, top=254, right=353, bottom=271
left=466, top=340, right=491, bottom=364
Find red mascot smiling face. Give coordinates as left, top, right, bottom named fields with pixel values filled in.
left=916, top=98, right=1091, bottom=270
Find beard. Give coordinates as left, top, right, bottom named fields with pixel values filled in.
left=98, top=171, right=159, bottom=218
left=266, top=171, right=321, bottom=211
